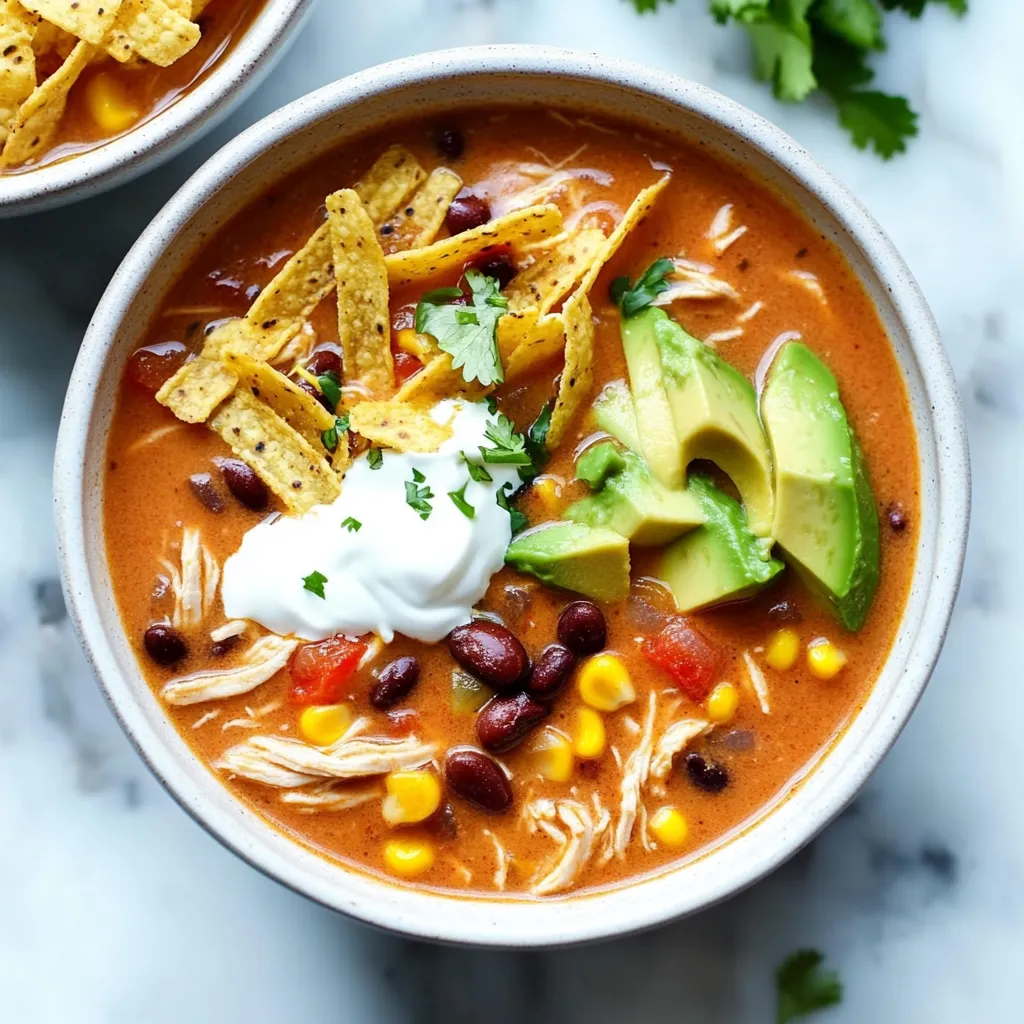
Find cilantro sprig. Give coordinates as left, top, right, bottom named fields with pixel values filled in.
left=321, top=413, right=349, bottom=453
left=496, top=482, right=529, bottom=534
left=776, top=949, right=843, bottom=1023
left=610, top=258, right=675, bottom=318
left=302, top=570, right=328, bottom=599
left=405, top=468, right=434, bottom=520
left=317, top=370, right=341, bottom=411
left=461, top=451, right=493, bottom=483
left=479, top=412, right=533, bottom=467
left=415, top=270, right=508, bottom=387
left=628, top=0, right=968, bottom=157
left=367, top=447, right=383, bottom=470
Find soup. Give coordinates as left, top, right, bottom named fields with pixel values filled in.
left=103, top=109, right=918, bottom=898
left=0, top=0, right=261, bottom=172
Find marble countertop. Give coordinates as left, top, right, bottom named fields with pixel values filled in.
left=1, top=1, right=1018, bottom=1020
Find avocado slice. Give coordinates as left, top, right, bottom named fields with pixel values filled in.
left=592, top=379, right=642, bottom=453
left=621, top=312, right=685, bottom=489
left=638, top=308, right=775, bottom=538
left=658, top=474, right=784, bottom=613
left=505, top=522, right=630, bottom=602
left=566, top=441, right=704, bottom=546
left=760, top=341, right=880, bottom=631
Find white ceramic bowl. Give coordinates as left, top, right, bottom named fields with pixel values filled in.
left=54, top=46, right=971, bottom=947
left=0, top=0, right=314, bottom=217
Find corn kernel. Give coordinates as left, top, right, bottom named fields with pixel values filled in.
left=528, top=727, right=574, bottom=781
left=85, top=72, right=140, bottom=135
left=299, top=703, right=352, bottom=746
left=649, top=806, right=689, bottom=848
left=578, top=653, right=636, bottom=711
left=572, top=706, right=607, bottom=759
left=706, top=682, right=740, bottom=724
left=381, top=769, right=442, bottom=826
left=807, top=638, right=847, bottom=680
left=765, top=628, right=800, bottom=672
left=383, top=838, right=435, bottom=877
left=532, top=475, right=563, bottom=514
left=394, top=328, right=434, bottom=360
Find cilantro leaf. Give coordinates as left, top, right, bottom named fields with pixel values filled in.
left=302, top=570, right=328, bottom=599
left=496, top=483, right=529, bottom=534
left=746, top=1, right=818, bottom=103
left=480, top=412, right=533, bottom=467
left=810, top=31, right=874, bottom=95
left=367, top=447, right=383, bottom=470
left=415, top=270, right=507, bottom=387
left=813, top=0, right=883, bottom=50
left=405, top=470, right=434, bottom=520
left=878, top=0, right=966, bottom=16
left=317, top=371, right=341, bottom=412
left=341, top=517, right=361, bottom=533
left=519, top=400, right=554, bottom=483
left=629, top=0, right=674, bottom=10
left=610, top=257, right=675, bottom=318
left=448, top=482, right=476, bottom=519
left=835, top=88, right=918, bottom=157
left=710, top=0, right=770, bottom=22
left=321, top=413, right=349, bottom=453
left=461, top=451, right=493, bottom=483
left=776, top=950, right=843, bottom=1023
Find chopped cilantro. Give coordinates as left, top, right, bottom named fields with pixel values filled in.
left=317, top=371, right=341, bottom=411
left=405, top=470, right=434, bottom=520
left=415, top=270, right=507, bottom=387
left=610, top=258, right=675, bottom=318
left=321, top=413, right=350, bottom=453
left=776, top=950, right=843, bottom=1023
left=341, top=517, right=361, bottom=533
left=448, top=482, right=476, bottom=519
left=496, top=483, right=529, bottom=534
left=461, top=451, right=493, bottom=483
left=479, top=412, right=532, bottom=466
left=367, top=447, right=383, bottom=470
left=879, top=0, right=966, bottom=15
left=302, top=570, right=328, bottom=599
left=519, top=400, right=553, bottom=483
left=486, top=395, right=499, bottom=415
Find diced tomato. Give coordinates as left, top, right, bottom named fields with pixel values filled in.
left=642, top=618, right=724, bottom=702
left=393, top=350, right=422, bottom=384
left=290, top=635, right=367, bottom=705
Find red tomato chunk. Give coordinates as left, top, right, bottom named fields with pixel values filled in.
left=290, top=635, right=367, bottom=705
left=643, top=618, right=723, bottom=702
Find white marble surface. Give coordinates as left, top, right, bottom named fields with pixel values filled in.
left=0, top=1, right=1020, bottom=1021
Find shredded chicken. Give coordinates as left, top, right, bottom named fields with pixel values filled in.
left=483, top=829, right=511, bottom=890
left=653, top=257, right=740, bottom=305
left=126, top=423, right=187, bottom=454
left=738, top=300, right=764, bottom=323
left=604, top=692, right=659, bottom=862
left=279, top=783, right=381, bottom=813
left=704, top=327, right=744, bottom=347
left=650, top=718, right=712, bottom=780
left=788, top=269, right=826, bottom=303
left=161, top=635, right=298, bottom=706
left=743, top=651, right=771, bottom=714
left=158, top=527, right=221, bottom=629
left=706, top=203, right=749, bottom=256
left=217, top=718, right=437, bottom=788
left=525, top=799, right=609, bottom=896
left=191, top=709, right=220, bottom=729
left=210, top=620, right=247, bottom=642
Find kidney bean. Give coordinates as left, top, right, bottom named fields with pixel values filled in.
left=126, top=340, right=188, bottom=393
left=188, top=473, right=224, bottom=513
left=370, top=656, right=420, bottom=709
left=306, top=345, right=343, bottom=378
left=476, top=692, right=548, bottom=752
left=436, top=128, right=465, bottom=159
left=210, top=635, right=238, bottom=658
left=446, top=193, right=491, bottom=235
left=217, top=458, right=268, bottom=511
left=444, top=747, right=512, bottom=812
left=684, top=752, right=729, bottom=793
left=144, top=623, right=187, bottom=665
left=291, top=374, right=333, bottom=412
left=448, top=620, right=529, bottom=691
left=557, top=601, right=607, bottom=655
left=472, top=250, right=517, bottom=289
left=526, top=644, right=576, bottom=700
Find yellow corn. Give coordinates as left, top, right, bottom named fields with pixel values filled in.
left=381, top=769, right=442, bottom=826
left=383, top=838, right=435, bottom=877
left=85, top=72, right=140, bottom=135
left=765, top=628, right=800, bottom=672
left=706, top=682, right=740, bottom=724
left=299, top=703, right=352, bottom=746
left=572, top=706, right=607, bottom=759
left=394, top=328, right=435, bottom=360
left=578, top=653, right=636, bottom=711
left=532, top=476, right=563, bottom=515
left=807, top=638, right=848, bottom=679
left=649, top=806, right=689, bottom=848
left=528, top=727, right=574, bottom=782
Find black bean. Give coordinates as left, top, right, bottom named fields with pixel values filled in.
left=446, top=193, right=491, bottom=235
left=370, top=656, right=420, bottom=709
left=210, top=635, right=239, bottom=658
left=557, top=601, right=607, bottom=655
left=476, top=692, right=548, bottom=752
left=291, top=374, right=333, bottom=412
left=472, top=251, right=517, bottom=289
left=684, top=752, right=729, bottom=793
left=144, top=623, right=187, bottom=665
left=887, top=503, right=908, bottom=533
left=188, top=473, right=224, bottom=513
left=444, top=747, right=512, bottom=811
left=436, top=128, right=465, bottom=159
left=448, top=620, right=530, bottom=692
left=306, top=345, right=342, bottom=378
left=217, top=458, right=268, bottom=511
left=526, top=644, right=576, bottom=700
left=767, top=600, right=803, bottom=624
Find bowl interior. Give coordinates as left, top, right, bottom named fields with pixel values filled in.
left=59, top=49, right=968, bottom=946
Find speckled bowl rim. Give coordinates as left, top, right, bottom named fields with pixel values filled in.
left=0, top=0, right=315, bottom=217
left=55, top=45, right=971, bottom=948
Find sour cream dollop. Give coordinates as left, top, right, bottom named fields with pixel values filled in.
left=221, top=400, right=522, bottom=643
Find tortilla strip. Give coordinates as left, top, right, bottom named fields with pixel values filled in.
left=503, top=311, right=568, bottom=381
left=326, top=189, right=394, bottom=397
left=209, top=388, right=340, bottom=514
left=105, top=0, right=199, bottom=67
left=505, top=227, right=606, bottom=315
left=1, top=38, right=91, bottom=168
left=0, top=1, right=37, bottom=148
left=18, top=0, right=121, bottom=45
left=394, top=351, right=490, bottom=405
left=384, top=204, right=564, bottom=289
left=379, top=167, right=463, bottom=253
left=353, top=144, right=426, bottom=226
left=349, top=400, right=452, bottom=453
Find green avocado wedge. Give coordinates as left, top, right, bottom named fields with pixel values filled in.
left=658, top=475, right=784, bottom=613
left=505, top=522, right=630, bottom=602
left=592, top=379, right=642, bottom=453
left=566, top=441, right=704, bottom=546
left=760, top=341, right=880, bottom=631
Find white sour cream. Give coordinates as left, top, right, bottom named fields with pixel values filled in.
left=221, top=400, right=522, bottom=643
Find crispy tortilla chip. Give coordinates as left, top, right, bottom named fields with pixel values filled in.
left=384, top=204, right=564, bottom=289
left=505, top=227, right=606, bottom=315
left=1, top=38, right=91, bottom=167
left=503, top=312, right=567, bottom=381
left=105, top=0, right=199, bottom=67
left=394, top=351, right=490, bottom=405
left=326, top=189, right=394, bottom=397
left=209, top=389, right=340, bottom=514
left=546, top=293, right=595, bottom=448
left=0, top=1, right=37, bottom=147
left=349, top=400, right=452, bottom=453
left=353, top=144, right=426, bottom=226
left=379, top=167, right=463, bottom=253
left=31, top=18, right=78, bottom=59
left=19, top=0, right=121, bottom=45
